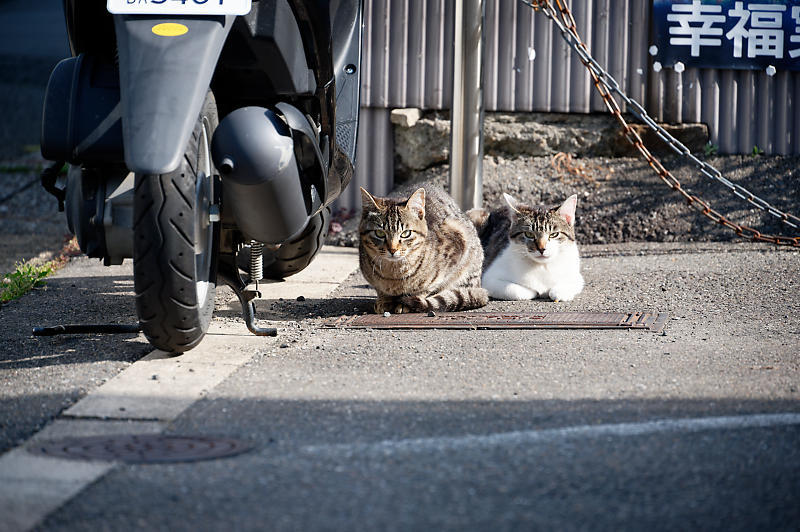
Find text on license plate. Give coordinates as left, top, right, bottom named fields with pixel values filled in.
left=107, top=0, right=252, bottom=16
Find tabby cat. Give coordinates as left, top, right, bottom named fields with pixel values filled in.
left=469, top=193, right=584, bottom=301
left=359, top=186, right=488, bottom=314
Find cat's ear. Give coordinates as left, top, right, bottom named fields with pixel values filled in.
left=556, top=194, right=578, bottom=226
left=360, top=187, right=382, bottom=211
left=502, top=193, right=521, bottom=214
left=406, top=188, right=426, bottom=219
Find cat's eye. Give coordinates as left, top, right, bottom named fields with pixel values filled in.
left=523, top=231, right=535, bottom=239
left=400, top=230, right=412, bottom=238
left=550, top=232, right=561, bottom=239
left=374, top=229, right=386, bottom=239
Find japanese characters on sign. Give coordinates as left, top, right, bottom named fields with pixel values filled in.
left=652, top=0, right=800, bottom=72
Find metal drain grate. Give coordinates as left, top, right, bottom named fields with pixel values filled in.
left=28, top=434, right=253, bottom=464
left=324, top=311, right=668, bottom=333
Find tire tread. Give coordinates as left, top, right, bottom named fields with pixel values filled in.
left=133, top=93, right=217, bottom=352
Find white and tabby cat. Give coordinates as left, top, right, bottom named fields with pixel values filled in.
left=469, top=193, right=584, bottom=301
left=359, top=186, right=488, bottom=314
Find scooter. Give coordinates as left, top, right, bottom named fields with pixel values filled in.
left=37, top=0, right=362, bottom=353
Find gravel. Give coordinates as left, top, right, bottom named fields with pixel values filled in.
left=327, top=153, right=800, bottom=248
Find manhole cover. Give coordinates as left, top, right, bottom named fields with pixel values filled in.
left=324, top=311, right=668, bottom=333
left=28, top=434, right=253, bottom=464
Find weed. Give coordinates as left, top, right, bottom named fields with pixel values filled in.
left=703, top=142, right=718, bottom=156
left=0, top=164, right=35, bottom=173
left=0, top=162, right=64, bottom=174
left=1, top=261, right=54, bottom=304
left=751, top=145, right=765, bottom=157
left=551, top=152, right=613, bottom=185
left=0, top=237, right=81, bottom=304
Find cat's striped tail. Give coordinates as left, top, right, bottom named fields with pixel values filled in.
left=401, top=287, right=489, bottom=312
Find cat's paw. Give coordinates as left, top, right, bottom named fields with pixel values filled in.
left=393, top=303, right=413, bottom=314
left=548, top=286, right=579, bottom=302
left=399, top=295, right=426, bottom=313
left=487, top=282, right=537, bottom=301
left=375, top=297, right=399, bottom=314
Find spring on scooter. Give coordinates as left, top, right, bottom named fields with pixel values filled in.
left=249, top=240, right=263, bottom=283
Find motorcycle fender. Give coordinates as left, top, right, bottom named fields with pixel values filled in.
left=114, top=15, right=233, bottom=175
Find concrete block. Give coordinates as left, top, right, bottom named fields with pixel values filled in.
left=390, top=108, right=422, bottom=128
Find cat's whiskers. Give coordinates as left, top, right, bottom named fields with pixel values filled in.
left=510, top=244, right=535, bottom=262
left=369, top=253, right=382, bottom=276
left=480, top=193, right=583, bottom=302
left=359, top=185, right=488, bottom=313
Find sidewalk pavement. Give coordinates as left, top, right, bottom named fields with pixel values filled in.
left=1, top=241, right=798, bottom=530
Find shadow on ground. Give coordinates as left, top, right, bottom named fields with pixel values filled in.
left=34, top=394, right=800, bottom=531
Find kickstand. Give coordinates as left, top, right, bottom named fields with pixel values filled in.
left=33, top=254, right=276, bottom=338
left=217, top=254, right=277, bottom=337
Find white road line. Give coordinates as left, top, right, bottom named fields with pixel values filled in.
left=64, top=247, right=359, bottom=421
left=62, top=325, right=267, bottom=421
left=0, top=420, right=164, bottom=532
left=0, top=247, right=359, bottom=532
left=300, top=413, right=800, bottom=456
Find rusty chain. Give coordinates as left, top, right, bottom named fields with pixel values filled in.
left=520, top=0, right=800, bottom=247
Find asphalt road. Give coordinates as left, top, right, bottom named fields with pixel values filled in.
left=0, top=0, right=70, bottom=158
left=1, top=242, right=798, bottom=530
left=0, top=3, right=798, bottom=529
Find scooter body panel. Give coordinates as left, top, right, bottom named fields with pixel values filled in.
left=113, top=14, right=234, bottom=175
left=329, top=0, right=362, bottom=166
left=40, top=0, right=364, bottom=348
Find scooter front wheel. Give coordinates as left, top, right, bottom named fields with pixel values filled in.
left=132, top=93, right=218, bottom=353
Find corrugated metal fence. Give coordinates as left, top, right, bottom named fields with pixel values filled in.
left=344, top=0, right=800, bottom=209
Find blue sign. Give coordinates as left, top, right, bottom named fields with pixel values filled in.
left=653, top=0, right=800, bottom=72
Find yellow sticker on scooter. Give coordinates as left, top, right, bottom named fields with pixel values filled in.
left=151, top=23, right=188, bottom=37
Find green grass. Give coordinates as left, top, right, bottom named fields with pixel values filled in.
left=0, top=162, right=67, bottom=175
left=0, top=164, right=36, bottom=173
left=1, top=260, right=55, bottom=304
left=702, top=142, right=718, bottom=157
left=0, top=237, right=80, bottom=304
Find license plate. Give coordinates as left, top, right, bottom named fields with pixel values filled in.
left=107, top=0, right=252, bottom=16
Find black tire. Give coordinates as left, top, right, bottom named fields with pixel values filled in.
left=262, top=206, right=330, bottom=280
left=133, top=92, right=218, bottom=353
left=239, top=207, right=330, bottom=281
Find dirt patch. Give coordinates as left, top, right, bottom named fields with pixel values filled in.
left=327, top=152, right=800, bottom=248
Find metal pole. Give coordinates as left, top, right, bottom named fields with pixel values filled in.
left=449, top=0, right=485, bottom=211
